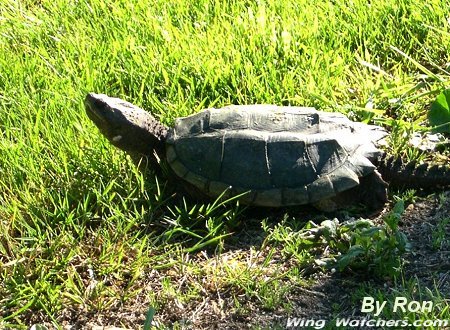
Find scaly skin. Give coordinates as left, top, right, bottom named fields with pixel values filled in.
left=374, top=155, right=450, bottom=189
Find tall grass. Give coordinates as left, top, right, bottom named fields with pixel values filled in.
left=1, top=0, right=449, bottom=328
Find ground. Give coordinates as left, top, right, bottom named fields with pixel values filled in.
left=24, top=191, right=449, bottom=330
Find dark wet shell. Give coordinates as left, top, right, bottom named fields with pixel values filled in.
left=165, top=105, right=386, bottom=207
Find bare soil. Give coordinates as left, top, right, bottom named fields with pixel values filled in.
left=24, top=191, right=449, bottom=330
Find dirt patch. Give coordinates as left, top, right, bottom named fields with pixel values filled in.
left=401, top=192, right=450, bottom=296
left=21, top=192, right=449, bottom=329
left=167, top=192, right=450, bottom=329
left=182, top=192, right=450, bottom=329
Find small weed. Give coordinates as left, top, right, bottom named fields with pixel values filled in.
left=431, top=217, right=449, bottom=250
left=267, top=201, right=410, bottom=277
left=393, top=189, right=418, bottom=206
left=162, top=191, right=246, bottom=252
left=335, top=201, right=410, bottom=276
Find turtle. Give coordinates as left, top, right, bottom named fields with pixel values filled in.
left=84, top=93, right=450, bottom=211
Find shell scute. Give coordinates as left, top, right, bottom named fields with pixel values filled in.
left=166, top=106, right=386, bottom=206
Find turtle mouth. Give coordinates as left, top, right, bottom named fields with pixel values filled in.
left=84, top=93, right=122, bottom=139
left=85, top=93, right=109, bottom=126
left=85, top=101, right=104, bottom=124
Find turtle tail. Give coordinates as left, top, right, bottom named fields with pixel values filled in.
left=374, top=155, right=450, bottom=189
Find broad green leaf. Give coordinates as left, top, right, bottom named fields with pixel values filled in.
left=428, top=89, right=450, bottom=133
left=337, top=245, right=365, bottom=270
left=392, top=200, right=405, bottom=215
left=144, top=306, right=156, bottom=330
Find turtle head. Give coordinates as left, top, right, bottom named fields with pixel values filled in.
left=85, top=93, right=168, bottom=158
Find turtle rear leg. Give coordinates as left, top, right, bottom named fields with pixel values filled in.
left=314, top=171, right=388, bottom=212
left=336, top=170, right=388, bottom=211
left=356, top=170, right=388, bottom=210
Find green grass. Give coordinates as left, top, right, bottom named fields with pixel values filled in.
left=1, top=0, right=450, bottom=328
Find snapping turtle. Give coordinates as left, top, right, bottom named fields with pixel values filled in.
left=84, top=93, right=450, bottom=211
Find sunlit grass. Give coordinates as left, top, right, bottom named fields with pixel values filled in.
left=1, top=0, right=449, bottom=328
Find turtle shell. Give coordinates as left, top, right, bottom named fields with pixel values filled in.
left=165, top=105, right=387, bottom=207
